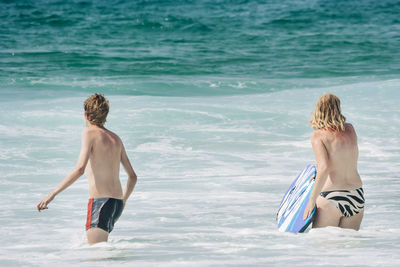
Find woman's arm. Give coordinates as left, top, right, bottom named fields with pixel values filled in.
left=36, top=129, right=92, bottom=212
left=303, top=130, right=330, bottom=219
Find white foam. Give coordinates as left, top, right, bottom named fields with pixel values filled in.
left=1, top=82, right=399, bottom=266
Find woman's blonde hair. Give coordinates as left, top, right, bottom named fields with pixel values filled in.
left=310, top=93, right=346, bottom=131
left=84, top=93, right=109, bottom=126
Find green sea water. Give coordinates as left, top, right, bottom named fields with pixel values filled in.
left=1, top=0, right=400, bottom=96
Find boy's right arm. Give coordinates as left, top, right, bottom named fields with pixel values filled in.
left=121, top=143, right=137, bottom=207
left=37, top=129, right=92, bottom=212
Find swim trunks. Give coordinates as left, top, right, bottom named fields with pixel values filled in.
left=320, top=188, right=365, bottom=217
left=86, top=198, right=123, bottom=233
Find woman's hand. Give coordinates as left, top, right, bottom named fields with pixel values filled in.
left=303, top=199, right=316, bottom=220
left=37, top=193, right=55, bottom=212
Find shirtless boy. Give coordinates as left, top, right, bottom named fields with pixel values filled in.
left=37, top=93, right=137, bottom=244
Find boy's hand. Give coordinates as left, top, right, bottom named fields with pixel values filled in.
left=37, top=194, right=55, bottom=212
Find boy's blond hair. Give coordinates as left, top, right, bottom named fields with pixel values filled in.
left=310, top=93, right=346, bottom=131
left=84, top=93, right=109, bottom=126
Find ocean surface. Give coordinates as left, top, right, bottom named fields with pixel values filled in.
left=0, top=0, right=399, bottom=266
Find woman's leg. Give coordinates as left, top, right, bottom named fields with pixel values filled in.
left=339, top=210, right=364, bottom=231
left=312, top=196, right=342, bottom=228
left=86, top=227, right=109, bottom=244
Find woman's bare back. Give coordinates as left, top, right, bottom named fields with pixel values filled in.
left=317, top=123, right=362, bottom=191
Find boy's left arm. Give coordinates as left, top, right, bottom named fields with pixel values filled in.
left=37, top=130, right=92, bottom=212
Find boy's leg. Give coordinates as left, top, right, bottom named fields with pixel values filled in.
left=86, top=228, right=108, bottom=244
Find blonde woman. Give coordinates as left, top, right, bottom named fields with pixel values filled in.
left=303, top=93, right=364, bottom=230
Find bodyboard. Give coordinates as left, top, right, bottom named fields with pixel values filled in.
left=277, top=164, right=316, bottom=233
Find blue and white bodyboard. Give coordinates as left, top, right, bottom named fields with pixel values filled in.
left=277, top=164, right=316, bottom=233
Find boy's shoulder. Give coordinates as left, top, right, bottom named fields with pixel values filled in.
left=82, top=127, right=122, bottom=142
left=107, top=128, right=122, bottom=142
left=82, top=126, right=97, bottom=136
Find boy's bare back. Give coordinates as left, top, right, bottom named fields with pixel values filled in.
left=85, top=126, right=123, bottom=199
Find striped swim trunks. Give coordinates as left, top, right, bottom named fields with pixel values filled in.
left=86, top=197, right=123, bottom=233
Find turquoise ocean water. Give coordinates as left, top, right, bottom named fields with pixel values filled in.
left=0, top=0, right=399, bottom=266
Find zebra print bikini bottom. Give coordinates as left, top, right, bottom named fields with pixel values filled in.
left=320, top=188, right=365, bottom=217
